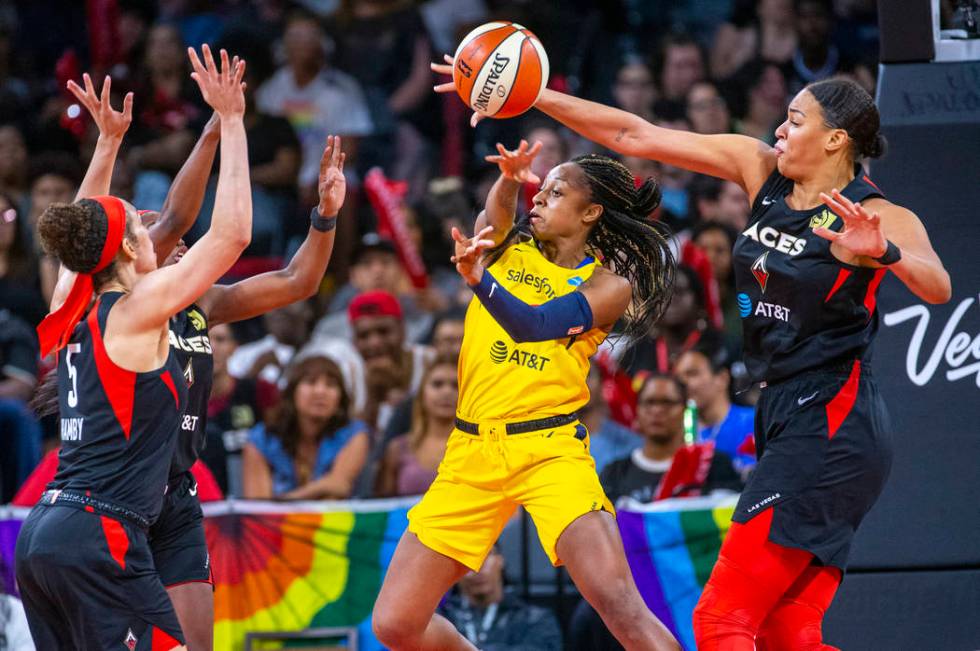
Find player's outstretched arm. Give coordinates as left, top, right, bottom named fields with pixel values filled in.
left=48, top=74, right=133, bottom=309
left=473, top=139, right=542, bottom=247
left=432, top=55, right=774, bottom=201
left=149, top=111, right=221, bottom=267
left=121, top=45, right=251, bottom=329
left=196, top=135, right=346, bottom=326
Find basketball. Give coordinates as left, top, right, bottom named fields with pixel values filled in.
left=452, top=21, right=550, bottom=119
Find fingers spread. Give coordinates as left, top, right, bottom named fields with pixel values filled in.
left=100, top=76, right=111, bottom=107
left=202, top=44, right=217, bottom=74
left=188, top=47, right=205, bottom=75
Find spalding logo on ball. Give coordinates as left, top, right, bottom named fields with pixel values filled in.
left=453, top=21, right=550, bottom=119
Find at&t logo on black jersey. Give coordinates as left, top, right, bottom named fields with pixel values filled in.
left=489, top=340, right=551, bottom=371
left=738, top=294, right=791, bottom=322
left=741, top=222, right=806, bottom=256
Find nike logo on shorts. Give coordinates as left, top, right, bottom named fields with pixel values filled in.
left=762, top=196, right=774, bottom=206
left=188, top=483, right=198, bottom=496
left=797, top=391, right=819, bottom=406
left=490, top=282, right=497, bottom=298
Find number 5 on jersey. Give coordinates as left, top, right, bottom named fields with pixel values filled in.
left=66, top=343, right=82, bottom=408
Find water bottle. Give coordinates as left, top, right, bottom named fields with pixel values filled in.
left=684, top=399, right=698, bottom=445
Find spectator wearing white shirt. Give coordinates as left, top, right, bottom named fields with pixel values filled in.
left=255, top=10, right=373, bottom=205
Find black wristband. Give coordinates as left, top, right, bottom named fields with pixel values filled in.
left=310, top=207, right=337, bottom=232
left=873, top=240, right=901, bottom=266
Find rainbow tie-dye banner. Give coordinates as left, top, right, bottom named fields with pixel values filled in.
left=0, top=495, right=736, bottom=650
left=203, top=498, right=414, bottom=651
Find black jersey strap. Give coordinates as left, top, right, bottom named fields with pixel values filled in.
left=840, top=165, right=885, bottom=204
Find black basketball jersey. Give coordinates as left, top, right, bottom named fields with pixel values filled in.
left=167, top=305, right=214, bottom=479
left=50, top=292, right=187, bottom=522
left=732, top=166, right=887, bottom=383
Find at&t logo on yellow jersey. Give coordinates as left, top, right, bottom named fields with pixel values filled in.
left=489, top=340, right=551, bottom=371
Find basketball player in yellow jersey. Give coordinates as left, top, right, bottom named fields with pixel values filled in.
left=372, top=141, right=681, bottom=651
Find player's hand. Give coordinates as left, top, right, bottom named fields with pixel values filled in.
left=188, top=45, right=246, bottom=119
left=486, top=139, right=542, bottom=184
left=815, top=189, right=888, bottom=259
left=66, top=73, right=133, bottom=141
left=316, top=135, right=346, bottom=217
left=431, top=53, right=486, bottom=128
left=451, top=225, right=495, bottom=285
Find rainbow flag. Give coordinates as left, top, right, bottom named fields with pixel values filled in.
left=618, top=496, right=736, bottom=651
left=206, top=499, right=413, bottom=650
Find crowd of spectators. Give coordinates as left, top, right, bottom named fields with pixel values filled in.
left=0, top=0, right=881, bottom=646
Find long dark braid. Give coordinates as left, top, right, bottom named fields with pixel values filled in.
left=572, top=153, right=676, bottom=340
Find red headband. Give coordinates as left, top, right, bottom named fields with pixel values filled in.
left=36, top=196, right=127, bottom=357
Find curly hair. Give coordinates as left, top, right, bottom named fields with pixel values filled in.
left=36, top=199, right=134, bottom=290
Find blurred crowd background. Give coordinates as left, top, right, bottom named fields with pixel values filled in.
left=0, top=0, right=884, bottom=644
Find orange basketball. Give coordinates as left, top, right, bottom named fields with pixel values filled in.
left=452, top=21, right=550, bottom=119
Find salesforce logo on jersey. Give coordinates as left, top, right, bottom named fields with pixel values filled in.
left=882, top=294, right=980, bottom=388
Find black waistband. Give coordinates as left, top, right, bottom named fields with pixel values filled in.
left=454, top=413, right=580, bottom=436
left=762, top=359, right=872, bottom=388
left=39, top=490, right=150, bottom=530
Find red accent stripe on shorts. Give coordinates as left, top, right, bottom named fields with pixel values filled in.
left=826, top=361, right=861, bottom=439
left=824, top=268, right=852, bottom=303
left=160, top=370, right=179, bottom=409
left=100, top=515, right=129, bottom=570
left=151, top=626, right=184, bottom=651
left=862, top=268, right=888, bottom=318
left=87, top=303, right=136, bottom=439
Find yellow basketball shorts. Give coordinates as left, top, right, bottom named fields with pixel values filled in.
left=407, top=420, right=615, bottom=572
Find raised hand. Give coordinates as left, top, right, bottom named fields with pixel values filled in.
left=317, top=135, right=346, bottom=217
left=486, top=139, right=543, bottom=184
left=66, top=73, right=133, bottom=140
left=188, top=45, right=245, bottom=119
left=815, top=188, right=888, bottom=259
left=450, top=225, right=495, bottom=285
left=431, top=53, right=485, bottom=128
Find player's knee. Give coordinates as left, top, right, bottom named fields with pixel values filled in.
left=692, top=581, right=757, bottom=647
left=371, top=606, right=421, bottom=650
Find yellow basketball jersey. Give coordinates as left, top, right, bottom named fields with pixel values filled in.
left=457, top=240, right=606, bottom=422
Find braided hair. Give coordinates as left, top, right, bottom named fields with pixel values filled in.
left=573, top=154, right=675, bottom=340
left=488, top=154, right=675, bottom=341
